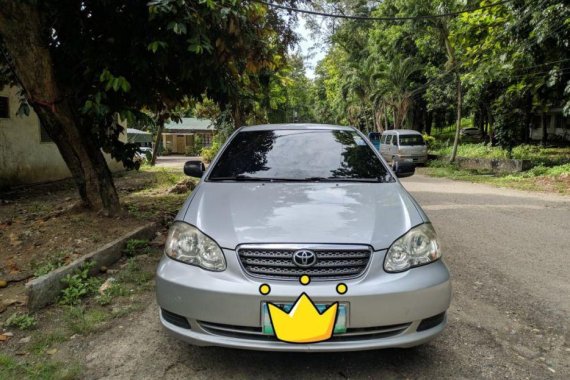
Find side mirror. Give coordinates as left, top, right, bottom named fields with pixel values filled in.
left=184, top=160, right=205, bottom=178
left=392, top=161, right=415, bottom=178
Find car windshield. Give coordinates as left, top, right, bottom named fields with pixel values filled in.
left=208, top=129, right=393, bottom=182
left=399, top=135, right=425, bottom=146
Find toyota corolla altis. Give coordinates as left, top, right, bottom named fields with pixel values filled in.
left=156, top=124, right=451, bottom=351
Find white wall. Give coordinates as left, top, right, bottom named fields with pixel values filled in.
left=0, top=86, right=124, bottom=187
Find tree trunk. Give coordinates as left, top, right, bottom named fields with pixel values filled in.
left=231, top=100, right=243, bottom=129
left=541, top=111, right=548, bottom=146
left=0, top=1, right=121, bottom=215
left=523, top=93, right=532, bottom=144
left=425, top=111, right=433, bottom=135
left=450, top=72, right=462, bottom=163
left=151, top=119, right=165, bottom=166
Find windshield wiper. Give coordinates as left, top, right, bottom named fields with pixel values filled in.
left=302, top=177, right=382, bottom=183
left=209, top=175, right=268, bottom=181
left=209, top=175, right=304, bottom=182
left=209, top=175, right=384, bottom=183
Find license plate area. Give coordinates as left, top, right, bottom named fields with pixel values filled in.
left=261, top=302, right=348, bottom=335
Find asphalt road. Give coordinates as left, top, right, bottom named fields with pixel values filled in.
left=155, top=155, right=197, bottom=168
left=81, top=175, right=570, bottom=379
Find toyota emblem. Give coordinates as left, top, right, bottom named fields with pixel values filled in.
left=292, top=250, right=317, bottom=268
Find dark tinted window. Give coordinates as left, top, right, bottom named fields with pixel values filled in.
left=399, top=135, right=425, bottom=146
left=368, top=132, right=381, bottom=141
left=209, top=129, right=393, bottom=182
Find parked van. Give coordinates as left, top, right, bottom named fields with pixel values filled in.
left=380, top=129, right=428, bottom=165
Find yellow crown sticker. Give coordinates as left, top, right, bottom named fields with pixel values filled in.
left=267, top=293, right=338, bottom=343
left=259, top=275, right=348, bottom=344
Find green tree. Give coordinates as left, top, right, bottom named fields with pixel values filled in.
left=0, top=0, right=299, bottom=214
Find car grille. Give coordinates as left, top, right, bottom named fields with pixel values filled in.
left=198, top=321, right=411, bottom=342
left=237, top=245, right=372, bottom=280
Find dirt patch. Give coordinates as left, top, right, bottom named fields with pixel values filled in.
left=0, top=167, right=189, bottom=313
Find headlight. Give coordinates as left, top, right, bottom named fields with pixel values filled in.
left=384, top=223, right=441, bottom=273
left=164, top=222, right=226, bottom=271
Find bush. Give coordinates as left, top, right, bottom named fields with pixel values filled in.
left=60, top=262, right=101, bottom=305
left=422, top=134, right=436, bottom=148
left=123, top=239, right=150, bottom=257
left=201, top=141, right=221, bottom=163
left=6, top=312, right=37, bottom=330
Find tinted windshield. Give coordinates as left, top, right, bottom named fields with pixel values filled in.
left=399, top=135, right=425, bottom=146
left=208, top=129, right=393, bottom=182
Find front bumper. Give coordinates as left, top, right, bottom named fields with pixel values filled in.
left=156, top=249, right=452, bottom=352
left=397, top=155, right=428, bottom=164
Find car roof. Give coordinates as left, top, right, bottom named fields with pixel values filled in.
left=242, top=123, right=355, bottom=132
left=382, top=129, right=422, bottom=136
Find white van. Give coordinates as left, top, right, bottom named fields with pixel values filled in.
left=380, top=129, right=428, bottom=165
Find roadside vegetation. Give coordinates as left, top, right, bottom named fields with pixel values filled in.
left=420, top=162, right=570, bottom=194
left=420, top=124, right=570, bottom=193
left=0, top=238, right=161, bottom=379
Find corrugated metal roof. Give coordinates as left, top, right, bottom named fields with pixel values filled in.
left=127, top=128, right=151, bottom=135
left=164, top=117, right=214, bottom=131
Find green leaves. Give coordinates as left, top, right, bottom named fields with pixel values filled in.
left=167, top=21, right=187, bottom=35
left=187, top=35, right=213, bottom=54
left=99, top=69, right=131, bottom=93
left=147, top=41, right=168, bottom=53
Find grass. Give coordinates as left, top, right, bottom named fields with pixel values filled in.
left=138, top=166, right=185, bottom=191
left=63, top=306, right=110, bottom=335
left=29, top=331, right=68, bottom=355
left=432, top=143, right=570, bottom=164
left=422, top=161, right=570, bottom=194
left=0, top=354, right=82, bottom=380
left=31, top=251, right=68, bottom=277
left=117, top=257, right=154, bottom=288
left=123, top=166, right=188, bottom=219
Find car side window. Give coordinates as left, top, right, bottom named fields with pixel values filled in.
left=385, top=135, right=391, bottom=145
left=393, top=136, right=398, bottom=146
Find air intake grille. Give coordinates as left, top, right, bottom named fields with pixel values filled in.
left=237, top=246, right=371, bottom=280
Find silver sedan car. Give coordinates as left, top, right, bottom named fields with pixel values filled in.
left=156, top=124, right=451, bottom=352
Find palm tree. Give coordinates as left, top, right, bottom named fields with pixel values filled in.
left=371, top=57, right=421, bottom=129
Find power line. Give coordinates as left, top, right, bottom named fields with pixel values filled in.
left=255, top=0, right=514, bottom=21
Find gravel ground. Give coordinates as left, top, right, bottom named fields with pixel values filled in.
left=78, top=174, right=569, bottom=379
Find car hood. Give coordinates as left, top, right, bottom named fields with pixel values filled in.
left=181, top=182, right=426, bottom=251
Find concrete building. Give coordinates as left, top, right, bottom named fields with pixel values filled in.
left=0, top=85, right=124, bottom=188
left=162, top=117, right=214, bottom=155
left=529, top=108, right=570, bottom=143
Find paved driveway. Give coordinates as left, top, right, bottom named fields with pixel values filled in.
left=155, top=156, right=198, bottom=170
left=82, top=175, right=570, bottom=379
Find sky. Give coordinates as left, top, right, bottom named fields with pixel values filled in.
left=294, top=16, right=327, bottom=79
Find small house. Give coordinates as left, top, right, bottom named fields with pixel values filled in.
left=162, top=118, right=215, bottom=155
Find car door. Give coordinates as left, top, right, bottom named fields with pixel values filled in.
left=389, top=134, right=398, bottom=160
